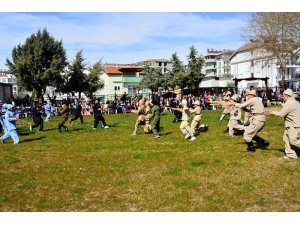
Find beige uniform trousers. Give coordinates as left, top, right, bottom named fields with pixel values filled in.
left=283, top=127, right=300, bottom=159
left=228, top=120, right=244, bottom=136
left=190, top=115, right=201, bottom=136
left=243, top=118, right=265, bottom=142
left=133, top=115, right=145, bottom=135
left=180, top=120, right=193, bottom=136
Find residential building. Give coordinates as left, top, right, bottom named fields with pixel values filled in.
left=93, top=64, right=145, bottom=103
left=0, top=82, right=13, bottom=102
left=139, top=59, right=172, bottom=74
left=0, top=70, right=17, bottom=95
left=230, top=43, right=300, bottom=92
left=200, top=49, right=235, bottom=93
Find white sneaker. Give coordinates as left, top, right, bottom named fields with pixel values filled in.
left=104, top=126, right=109, bottom=129
left=190, top=136, right=196, bottom=141
left=93, top=128, right=96, bottom=130
left=185, top=134, right=191, bottom=139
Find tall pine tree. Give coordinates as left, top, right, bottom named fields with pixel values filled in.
left=6, top=28, right=67, bottom=102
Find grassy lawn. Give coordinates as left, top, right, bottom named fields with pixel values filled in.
left=1, top=109, right=300, bottom=212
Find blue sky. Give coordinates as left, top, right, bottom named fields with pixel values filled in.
left=0, top=12, right=250, bottom=70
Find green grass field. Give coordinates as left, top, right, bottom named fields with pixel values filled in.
left=1, top=109, right=300, bottom=212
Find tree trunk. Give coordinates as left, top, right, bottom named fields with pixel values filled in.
left=78, top=92, right=81, bottom=99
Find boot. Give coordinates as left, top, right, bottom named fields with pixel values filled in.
left=246, top=141, right=255, bottom=153
left=223, top=127, right=229, bottom=133
left=58, top=125, right=62, bottom=132
left=253, top=135, right=270, bottom=148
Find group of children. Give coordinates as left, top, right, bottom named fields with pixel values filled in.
left=132, top=96, right=208, bottom=140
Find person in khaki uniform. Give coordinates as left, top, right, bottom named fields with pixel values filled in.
left=227, top=95, right=245, bottom=137
left=189, top=100, right=202, bottom=137
left=270, top=89, right=300, bottom=159
left=144, top=100, right=152, bottom=133
left=220, top=91, right=232, bottom=123
left=132, top=99, right=146, bottom=135
left=243, top=89, right=251, bottom=126
left=58, top=102, right=70, bottom=132
left=169, top=99, right=196, bottom=141
left=228, top=89, right=269, bottom=152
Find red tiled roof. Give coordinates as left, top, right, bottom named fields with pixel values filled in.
left=103, top=66, right=144, bottom=75
left=103, top=66, right=123, bottom=75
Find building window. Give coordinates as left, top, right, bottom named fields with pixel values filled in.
left=164, top=62, right=167, bottom=67
left=114, top=86, right=120, bottom=91
left=128, top=84, right=137, bottom=95
left=158, top=62, right=162, bottom=66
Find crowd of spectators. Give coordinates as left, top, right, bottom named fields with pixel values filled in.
left=3, top=87, right=299, bottom=120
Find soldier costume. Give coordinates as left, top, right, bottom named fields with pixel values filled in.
left=150, top=98, right=160, bottom=138
left=132, top=99, right=146, bottom=135
left=230, top=89, right=269, bottom=152
left=220, top=91, right=232, bottom=122
left=180, top=99, right=196, bottom=141
left=144, top=100, right=152, bottom=133
left=189, top=100, right=202, bottom=137
left=227, top=95, right=244, bottom=137
left=58, top=103, right=70, bottom=132
left=271, top=89, right=300, bottom=159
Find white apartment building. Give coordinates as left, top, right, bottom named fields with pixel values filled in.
left=0, top=70, right=18, bottom=95
left=94, top=64, right=146, bottom=103
left=200, top=49, right=235, bottom=93
left=139, top=59, right=173, bottom=74
left=230, top=43, right=300, bottom=92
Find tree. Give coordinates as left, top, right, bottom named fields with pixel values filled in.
left=139, top=64, right=163, bottom=93
left=63, top=50, right=87, bottom=98
left=84, top=61, right=104, bottom=99
left=186, top=45, right=205, bottom=94
left=242, top=12, right=300, bottom=90
left=168, top=53, right=188, bottom=93
left=6, top=28, right=67, bottom=102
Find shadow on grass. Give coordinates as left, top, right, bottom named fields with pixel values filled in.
left=161, top=131, right=173, bottom=136
left=19, top=132, right=32, bottom=136
left=22, top=136, right=46, bottom=143
left=43, top=128, right=58, bottom=132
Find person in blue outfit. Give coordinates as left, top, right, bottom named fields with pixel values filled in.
left=0, top=104, right=20, bottom=144
left=0, top=100, right=4, bottom=133
left=44, top=100, right=53, bottom=122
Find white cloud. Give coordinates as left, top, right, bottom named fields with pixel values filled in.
left=0, top=12, right=246, bottom=69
